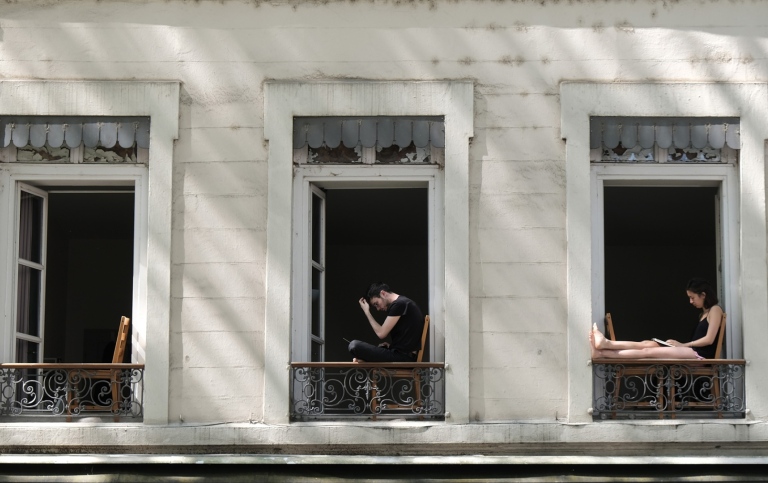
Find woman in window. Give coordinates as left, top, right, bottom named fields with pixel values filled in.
left=590, top=278, right=724, bottom=359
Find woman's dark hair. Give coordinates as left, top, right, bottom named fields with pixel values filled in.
left=686, top=278, right=718, bottom=309
left=366, top=282, right=391, bottom=300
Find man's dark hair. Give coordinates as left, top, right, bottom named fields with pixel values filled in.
left=686, top=278, right=719, bottom=309
left=366, top=282, right=391, bottom=300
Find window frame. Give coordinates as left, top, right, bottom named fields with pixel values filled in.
left=562, top=82, right=768, bottom=423
left=0, top=81, right=179, bottom=424
left=264, top=81, right=473, bottom=424
left=291, top=163, right=443, bottom=364
left=590, top=163, right=740, bottom=358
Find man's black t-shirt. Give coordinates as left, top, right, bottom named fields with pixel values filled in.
left=387, top=296, right=424, bottom=353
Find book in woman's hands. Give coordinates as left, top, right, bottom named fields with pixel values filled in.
left=652, top=338, right=673, bottom=347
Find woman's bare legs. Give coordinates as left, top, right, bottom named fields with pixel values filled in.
left=592, top=325, right=659, bottom=350
left=589, top=324, right=701, bottom=359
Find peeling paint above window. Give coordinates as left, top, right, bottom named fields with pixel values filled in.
left=294, top=116, right=443, bottom=165
left=1, top=116, right=150, bottom=164
left=590, top=117, right=739, bottom=164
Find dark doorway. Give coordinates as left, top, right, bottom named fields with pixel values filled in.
left=604, top=186, right=718, bottom=344
left=43, top=191, right=134, bottom=363
left=323, top=188, right=429, bottom=362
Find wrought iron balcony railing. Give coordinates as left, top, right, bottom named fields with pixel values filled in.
left=592, top=359, right=746, bottom=420
left=290, top=362, right=445, bottom=421
left=0, top=363, right=144, bottom=421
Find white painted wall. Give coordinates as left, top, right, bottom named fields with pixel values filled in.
left=1, top=0, right=768, bottom=447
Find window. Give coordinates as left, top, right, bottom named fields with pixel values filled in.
left=0, top=80, right=179, bottom=423
left=291, top=117, right=442, bottom=364
left=3, top=117, right=146, bottom=365
left=12, top=184, right=136, bottom=365
left=264, top=81, right=473, bottom=424
left=562, top=82, right=768, bottom=423
left=589, top=116, right=740, bottom=348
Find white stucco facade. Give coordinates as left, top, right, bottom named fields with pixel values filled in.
left=1, top=0, right=768, bottom=453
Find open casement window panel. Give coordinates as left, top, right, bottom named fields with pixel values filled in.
left=14, top=183, right=47, bottom=363
left=590, top=116, right=741, bottom=358
left=3, top=116, right=147, bottom=366
left=291, top=116, right=444, bottom=363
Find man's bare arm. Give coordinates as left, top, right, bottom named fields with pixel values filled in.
left=359, top=297, right=400, bottom=339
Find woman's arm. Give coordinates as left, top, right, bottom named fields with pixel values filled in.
left=665, top=306, right=723, bottom=348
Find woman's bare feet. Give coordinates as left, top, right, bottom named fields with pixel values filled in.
left=588, top=325, right=602, bottom=359
left=592, top=324, right=609, bottom=350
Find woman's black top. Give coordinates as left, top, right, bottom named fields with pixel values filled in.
left=690, top=310, right=720, bottom=359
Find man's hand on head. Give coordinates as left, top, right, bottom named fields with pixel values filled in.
left=359, top=297, right=371, bottom=314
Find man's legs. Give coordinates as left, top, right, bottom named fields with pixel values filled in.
left=348, top=340, right=414, bottom=362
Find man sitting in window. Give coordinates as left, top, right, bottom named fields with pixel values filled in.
left=349, top=282, right=425, bottom=362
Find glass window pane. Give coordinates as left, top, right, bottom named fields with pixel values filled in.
left=18, top=192, right=44, bottom=263
left=311, top=193, right=322, bottom=263
left=16, top=265, right=41, bottom=337
left=311, top=340, right=322, bottom=363
left=311, top=267, right=322, bottom=338
left=16, top=339, right=39, bottom=363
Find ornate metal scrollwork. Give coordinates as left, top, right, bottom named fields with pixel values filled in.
left=593, top=361, right=746, bottom=420
left=291, top=364, right=445, bottom=421
left=0, top=366, right=144, bottom=420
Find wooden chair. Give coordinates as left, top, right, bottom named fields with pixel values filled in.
left=414, top=314, right=430, bottom=364
left=678, top=313, right=727, bottom=413
left=605, top=312, right=617, bottom=341
left=601, top=312, right=727, bottom=416
left=371, top=315, right=430, bottom=416
left=68, top=316, right=131, bottom=421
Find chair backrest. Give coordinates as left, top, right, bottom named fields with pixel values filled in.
left=415, top=315, right=430, bottom=363
left=605, top=313, right=617, bottom=341
left=714, top=313, right=727, bottom=359
left=111, top=316, right=131, bottom=364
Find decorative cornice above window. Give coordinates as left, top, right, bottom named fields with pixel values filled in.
left=590, top=117, right=740, bottom=150
left=2, top=116, right=150, bottom=149
left=293, top=116, right=445, bottom=150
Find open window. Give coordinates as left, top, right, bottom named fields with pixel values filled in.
left=589, top=117, right=741, bottom=358
left=265, top=81, right=473, bottom=424
left=562, top=82, right=768, bottom=423
left=295, top=184, right=430, bottom=363
left=602, top=185, right=720, bottom=343
left=13, top=186, right=136, bottom=365
left=291, top=117, right=440, bottom=364
left=3, top=117, right=146, bottom=366
left=0, top=81, right=178, bottom=423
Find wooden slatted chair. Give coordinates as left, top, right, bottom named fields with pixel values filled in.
left=677, top=313, right=727, bottom=414
left=371, top=315, right=430, bottom=417
left=605, top=312, right=617, bottom=342
left=602, top=312, right=727, bottom=416
left=68, top=316, right=130, bottom=421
